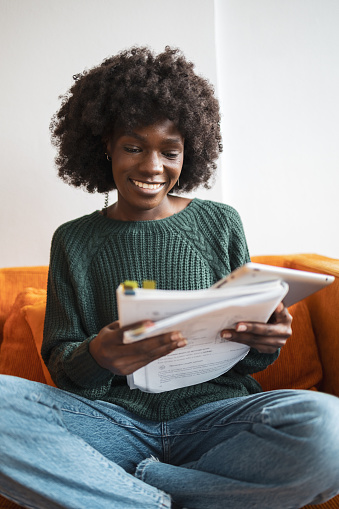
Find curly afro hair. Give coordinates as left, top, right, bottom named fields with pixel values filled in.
left=50, top=46, right=222, bottom=194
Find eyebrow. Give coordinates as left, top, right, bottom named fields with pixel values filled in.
left=122, top=131, right=183, bottom=145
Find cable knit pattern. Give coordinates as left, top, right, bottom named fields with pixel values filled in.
left=42, top=198, right=279, bottom=421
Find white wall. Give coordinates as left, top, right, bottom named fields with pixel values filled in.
left=215, top=0, right=339, bottom=258
left=2, top=0, right=339, bottom=267
left=0, top=0, right=219, bottom=267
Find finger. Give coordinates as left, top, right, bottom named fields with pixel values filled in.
left=104, top=320, right=155, bottom=345
left=133, top=330, right=186, bottom=350
left=106, top=320, right=120, bottom=331
left=269, top=303, right=293, bottom=325
left=222, top=320, right=292, bottom=339
left=112, top=333, right=187, bottom=375
left=220, top=333, right=287, bottom=354
left=107, top=320, right=154, bottom=334
left=122, top=342, right=185, bottom=373
left=276, top=302, right=284, bottom=313
left=122, top=331, right=186, bottom=362
left=226, top=333, right=287, bottom=349
left=239, top=321, right=292, bottom=337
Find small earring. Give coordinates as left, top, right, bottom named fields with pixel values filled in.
left=105, top=153, right=112, bottom=161
left=177, top=177, right=180, bottom=188
left=102, top=192, right=109, bottom=217
left=104, top=192, right=109, bottom=209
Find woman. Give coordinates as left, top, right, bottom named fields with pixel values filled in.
left=1, top=46, right=338, bottom=509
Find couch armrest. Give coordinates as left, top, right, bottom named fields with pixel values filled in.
left=0, top=266, right=48, bottom=345
left=252, top=254, right=339, bottom=396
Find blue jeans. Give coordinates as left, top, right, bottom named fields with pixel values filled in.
left=0, top=375, right=339, bottom=509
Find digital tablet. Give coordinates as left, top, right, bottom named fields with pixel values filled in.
left=212, top=262, right=334, bottom=308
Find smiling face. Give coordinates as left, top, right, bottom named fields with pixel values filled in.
left=106, top=119, right=184, bottom=221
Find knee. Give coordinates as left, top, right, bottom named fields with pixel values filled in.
left=262, top=391, right=339, bottom=477
left=296, top=392, right=339, bottom=441
left=0, top=375, right=50, bottom=433
left=0, top=375, right=27, bottom=423
left=265, top=390, right=339, bottom=440
left=286, top=392, right=339, bottom=479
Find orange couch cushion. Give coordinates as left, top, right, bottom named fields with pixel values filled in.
left=0, top=266, right=48, bottom=344
left=0, top=288, right=53, bottom=386
left=252, top=299, right=323, bottom=391
left=252, top=254, right=339, bottom=396
left=0, top=497, right=23, bottom=509
left=22, top=299, right=55, bottom=386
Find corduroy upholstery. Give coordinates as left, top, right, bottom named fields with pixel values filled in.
left=0, top=255, right=338, bottom=509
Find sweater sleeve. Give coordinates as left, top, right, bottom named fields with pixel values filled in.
left=41, top=227, right=115, bottom=397
left=226, top=207, right=251, bottom=271
left=225, top=207, right=281, bottom=375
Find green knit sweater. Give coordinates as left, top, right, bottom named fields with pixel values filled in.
left=42, top=198, right=279, bottom=421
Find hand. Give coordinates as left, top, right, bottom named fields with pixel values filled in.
left=89, top=320, right=187, bottom=376
left=220, top=302, right=292, bottom=354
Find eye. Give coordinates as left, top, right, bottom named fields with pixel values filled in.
left=163, top=152, right=180, bottom=159
left=124, top=146, right=141, bottom=154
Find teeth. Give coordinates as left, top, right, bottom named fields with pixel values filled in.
left=132, top=179, right=163, bottom=190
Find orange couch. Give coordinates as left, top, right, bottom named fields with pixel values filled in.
left=0, top=254, right=338, bottom=509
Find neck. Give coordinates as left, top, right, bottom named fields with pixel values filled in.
left=107, top=195, right=191, bottom=221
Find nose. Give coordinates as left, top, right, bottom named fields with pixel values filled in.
left=141, top=151, right=163, bottom=175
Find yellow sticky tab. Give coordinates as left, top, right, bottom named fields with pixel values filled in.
left=142, top=280, right=156, bottom=289
left=123, top=281, right=138, bottom=294
left=123, top=280, right=138, bottom=289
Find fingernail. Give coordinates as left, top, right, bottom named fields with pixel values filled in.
left=171, top=332, right=183, bottom=342
left=127, top=321, right=154, bottom=337
left=222, top=332, right=232, bottom=339
left=236, top=324, right=247, bottom=332
left=177, top=339, right=187, bottom=347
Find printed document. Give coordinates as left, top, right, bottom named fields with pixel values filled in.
left=117, top=280, right=288, bottom=393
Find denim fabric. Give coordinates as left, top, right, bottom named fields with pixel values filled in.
left=0, top=374, right=339, bottom=509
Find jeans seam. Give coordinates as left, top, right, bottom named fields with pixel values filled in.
left=168, top=418, right=258, bottom=437
left=61, top=407, right=162, bottom=436
left=161, top=421, right=171, bottom=463
left=135, top=458, right=151, bottom=482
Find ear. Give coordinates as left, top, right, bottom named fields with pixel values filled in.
left=102, top=132, right=113, bottom=154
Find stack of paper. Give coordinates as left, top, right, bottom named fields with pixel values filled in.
left=117, top=279, right=288, bottom=393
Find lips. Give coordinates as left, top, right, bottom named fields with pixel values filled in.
left=131, top=179, right=165, bottom=190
